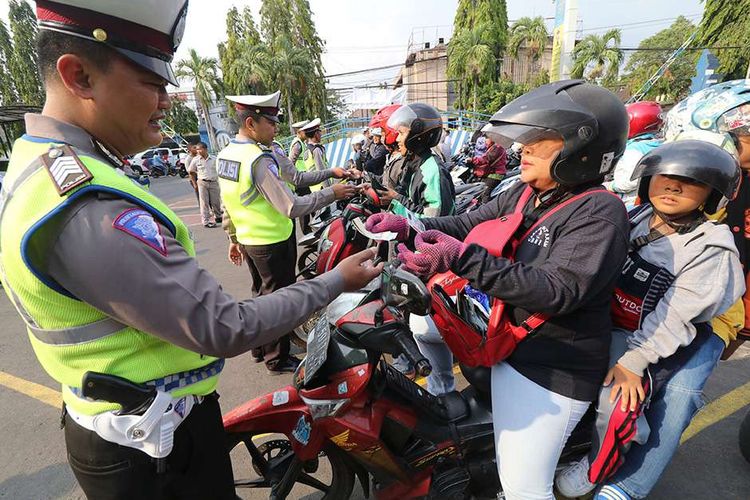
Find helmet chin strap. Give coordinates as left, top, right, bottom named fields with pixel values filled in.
left=650, top=206, right=705, bottom=234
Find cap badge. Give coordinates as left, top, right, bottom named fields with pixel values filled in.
left=92, top=28, right=107, bottom=42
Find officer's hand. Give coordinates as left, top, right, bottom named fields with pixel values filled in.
left=228, top=243, right=244, bottom=266
left=330, top=167, right=351, bottom=179
left=335, top=248, right=384, bottom=292
left=332, top=183, right=358, bottom=200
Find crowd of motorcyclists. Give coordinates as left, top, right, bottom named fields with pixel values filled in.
left=4, top=1, right=750, bottom=499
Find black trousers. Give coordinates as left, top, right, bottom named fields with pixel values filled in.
left=64, top=394, right=235, bottom=500
left=295, top=186, right=312, bottom=234
left=242, top=233, right=297, bottom=369
left=481, top=176, right=503, bottom=203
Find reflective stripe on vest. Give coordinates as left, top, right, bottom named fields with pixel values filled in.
left=290, top=137, right=306, bottom=172
left=0, top=136, right=221, bottom=416
left=217, top=140, right=293, bottom=245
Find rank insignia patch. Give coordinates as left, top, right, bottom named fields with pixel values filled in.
left=42, top=145, right=93, bottom=195
left=113, top=208, right=168, bottom=256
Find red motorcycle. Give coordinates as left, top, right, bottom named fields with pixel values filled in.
left=223, top=263, right=593, bottom=499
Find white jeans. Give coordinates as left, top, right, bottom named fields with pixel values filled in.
left=491, top=362, right=590, bottom=500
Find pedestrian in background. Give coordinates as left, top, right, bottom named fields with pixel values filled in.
left=193, top=142, right=222, bottom=228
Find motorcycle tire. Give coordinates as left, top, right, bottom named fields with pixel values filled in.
left=226, top=433, right=354, bottom=499
left=739, top=409, right=750, bottom=463
left=291, top=308, right=323, bottom=349
left=179, top=171, right=188, bottom=178
left=297, top=247, right=318, bottom=280
left=132, top=166, right=143, bottom=176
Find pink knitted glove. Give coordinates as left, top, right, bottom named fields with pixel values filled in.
left=365, top=213, right=410, bottom=241
left=397, top=230, right=467, bottom=277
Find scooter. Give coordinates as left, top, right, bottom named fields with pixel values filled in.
left=223, top=262, right=594, bottom=499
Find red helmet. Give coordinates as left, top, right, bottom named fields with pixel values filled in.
left=369, top=104, right=402, bottom=146
left=626, top=101, right=663, bottom=139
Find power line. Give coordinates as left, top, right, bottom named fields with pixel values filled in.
left=580, top=14, right=701, bottom=33
left=325, top=55, right=447, bottom=78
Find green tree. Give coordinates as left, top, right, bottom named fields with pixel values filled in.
left=453, top=0, right=509, bottom=71
left=447, top=24, right=495, bottom=113
left=0, top=19, right=18, bottom=105
left=269, top=36, right=312, bottom=133
left=8, top=0, right=42, bottom=105
left=697, top=0, right=750, bottom=80
left=176, top=49, right=223, bottom=150
left=507, top=16, right=549, bottom=84
left=164, top=97, right=199, bottom=136
left=624, top=16, right=698, bottom=102
left=217, top=6, right=262, bottom=96
left=474, top=79, right=529, bottom=114
left=571, top=29, right=624, bottom=84
left=257, top=0, right=328, bottom=121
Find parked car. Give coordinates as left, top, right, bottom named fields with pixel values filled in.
left=129, top=147, right=176, bottom=175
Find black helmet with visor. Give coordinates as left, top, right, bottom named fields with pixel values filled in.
left=483, top=80, right=629, bottom=186
left=386, top=103, right=443, bottom=154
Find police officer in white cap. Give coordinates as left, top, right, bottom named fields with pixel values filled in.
left=299, top=118, right=333, bottom=191
left=217, top=94, right=358, bottom=375
left=0, top=2, right=382, bottom=497
left=289, top=119, right=310, bottom=167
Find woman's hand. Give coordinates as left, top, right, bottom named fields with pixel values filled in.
left=228, top=243, right=244, bottom=267
left=397, top=230, right=466, bottom=277
left=365, top=213, right=410, bottom=241
left=604, top=363, right=645, bottom=412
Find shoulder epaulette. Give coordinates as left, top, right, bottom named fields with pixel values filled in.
left=41, top=144, right=93, bottom=196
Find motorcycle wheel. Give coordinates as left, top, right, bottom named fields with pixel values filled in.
left=739, top=409, right=750, bottom=463
left=227, top=433, right=354, bottom=499
left=132, top=166, right=143, bottom=176
left=292, top=308, right=323, bottom=349
left=297, top=247, right=318, bottom=280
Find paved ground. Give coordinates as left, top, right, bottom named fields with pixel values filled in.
left=0, top=176, right=749, bottom=499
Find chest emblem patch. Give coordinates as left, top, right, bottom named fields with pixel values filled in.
left=113, top=208, right=168, bottom=256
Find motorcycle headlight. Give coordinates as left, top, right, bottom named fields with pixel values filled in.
left=318, top=226, right=333, bottom=253
left=300, top=396, right=349, bottom=420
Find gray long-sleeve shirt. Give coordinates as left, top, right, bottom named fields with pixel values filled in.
left=22, top=114, right=347, bottom=359
left=221, top=136, right=336, bottom=242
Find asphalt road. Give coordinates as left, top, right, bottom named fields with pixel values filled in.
left=1, top=176, right=749, bottom=499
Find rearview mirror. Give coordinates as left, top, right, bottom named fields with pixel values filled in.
left=381, top=262, right=431, bottom=316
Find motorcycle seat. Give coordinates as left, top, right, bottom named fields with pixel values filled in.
left=454, top=182, right=483, bottom=195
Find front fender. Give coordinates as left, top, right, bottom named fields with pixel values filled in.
left=222, top=385, right=325, bottom=461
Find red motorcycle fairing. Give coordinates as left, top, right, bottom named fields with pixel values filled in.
left=222, top=385, right=325, bottom=461
left=300, top=363, right=372, bottom=402
left=336, top=299, right=396, bottom=328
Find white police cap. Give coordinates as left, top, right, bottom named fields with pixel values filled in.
left=35, top=0, right=188, bottom=85
left=300, top=118, right=321, bottom=133
left=226, top=91, right=282, bottom=123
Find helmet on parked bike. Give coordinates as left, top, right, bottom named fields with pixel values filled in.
left=631, top=139, right=741, bottom=215
left=386, top=103, right=443, bottom=154
left=627, top=101, right=663, bottom=139
left=664, top=79, right=750, bottom=141
left=370, top=104, right=402, bottom=146
left=483, top=80, right=629, bottom=186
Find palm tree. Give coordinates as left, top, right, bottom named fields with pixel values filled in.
left=571, top=29, right=624, bottom=84
left=507, top=16, right=549, bottom=83
left=267, top=35, right=312, bottom=134
left=176, top=49, right=223, bottom=151
left=447, top=24, right=495, bottom=113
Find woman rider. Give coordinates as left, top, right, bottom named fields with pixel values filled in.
left=366, top=80, right=631, bottom=499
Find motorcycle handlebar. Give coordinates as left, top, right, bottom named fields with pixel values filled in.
left=394, top=329, right=432, bottom=377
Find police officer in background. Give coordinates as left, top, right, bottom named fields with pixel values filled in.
left=0, top=1, right=381, bottom=498
left=288, top=119, right=310, bottom=167
left=218, top=93, right=358, bottom=374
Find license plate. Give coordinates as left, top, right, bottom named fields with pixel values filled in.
left=304, top=313, right=331, bottom=384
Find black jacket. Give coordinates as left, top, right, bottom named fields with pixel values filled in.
left=424, top=181, right=630, bottom=400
